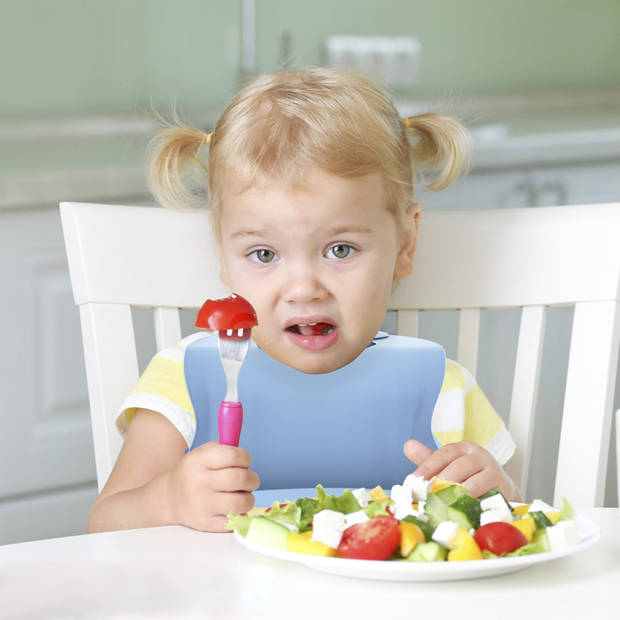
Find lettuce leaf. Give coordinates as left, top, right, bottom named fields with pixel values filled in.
left=482, top=541, right=547, bottom=559
left=364, top=501, right=392, bottom=518
left=227, top=514, right=251, bottom=536
left=315, top=485, right=361, bottom=514
left=262, top=501, right=301, bottom=529
left=295, top=497, right=319, bottom=532
left=559, top=497, right=575, bottom=521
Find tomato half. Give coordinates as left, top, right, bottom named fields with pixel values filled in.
left=473, top=522, right=528, bottom=555
left=337, top=516, right=401, bottom=560
left=195, top=294, right=258, bottom=334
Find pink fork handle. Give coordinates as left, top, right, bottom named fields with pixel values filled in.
left=218, top=401, right=243, bottom=446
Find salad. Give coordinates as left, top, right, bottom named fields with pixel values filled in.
left=227, top=474, right=581, bottom=562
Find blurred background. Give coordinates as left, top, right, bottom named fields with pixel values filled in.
left=1, top=0, right=619, bottom=543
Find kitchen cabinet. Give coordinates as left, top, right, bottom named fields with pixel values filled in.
left=418, top=160, right=620, bottom=211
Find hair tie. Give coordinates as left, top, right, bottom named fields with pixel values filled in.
left=402, top=117, right=410, bottom=129
left=204, top=132, right=213, bottom=145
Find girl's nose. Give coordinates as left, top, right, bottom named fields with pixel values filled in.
left=282, top=263, right=328, bottom=303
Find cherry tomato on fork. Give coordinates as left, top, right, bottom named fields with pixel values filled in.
left=474, top=522, right=528, bottom=555
left=195, top=294, right=258, bottom=337
left=337, top=516, right=401, bottom=560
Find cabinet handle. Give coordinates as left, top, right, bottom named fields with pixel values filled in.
left=514, top=180, right=538, bottom=207
left=538, top=181, right=567, bottom=206
left=514, top=180, right=568, bottom=207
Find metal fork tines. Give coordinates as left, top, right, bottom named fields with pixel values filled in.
left=218, top=337, right=251, bottom=402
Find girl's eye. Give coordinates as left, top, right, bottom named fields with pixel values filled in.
left=249, top=248, right=277, bottom=263
left=326, top=244, right=356, bottom=260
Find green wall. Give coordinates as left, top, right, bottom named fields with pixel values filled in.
left=0, top=0, right=241, bottom=116
left=258, top=0, right=620, bottom=96
left=1, top=0, right=619, bottom=117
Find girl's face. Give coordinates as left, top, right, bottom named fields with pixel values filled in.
left=217, top=167, right=416, bottom=374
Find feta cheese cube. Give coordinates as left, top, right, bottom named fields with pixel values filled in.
left=402, top=473, right=432, bottom=501
left=310, top=510, right=346, bottom=548
left=392, top=502, right=418, bottom=521
left=344, top=510, right=369, bottom=528
left=390, top=484, right=413, bottom=506
left=546, top=520, right=581, bottom=551
left=431, top=520, right=460, bottom=549
left=352, top=487, right=372, bottom=508
left=480, top=493, right=511, bottom=512
left=480, top=508, right=513, bottom=526
left=529, top=499, right=556, bottom=513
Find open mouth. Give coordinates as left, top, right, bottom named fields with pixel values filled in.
left=286, top=322, right=335, bottom=336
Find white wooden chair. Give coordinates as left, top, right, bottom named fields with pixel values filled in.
left=617, top=409, right=620, bottom=501
left=60, top=201, right=620, bottom=505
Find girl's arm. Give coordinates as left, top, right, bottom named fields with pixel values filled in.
left=87, top=408, right=259, bottom=533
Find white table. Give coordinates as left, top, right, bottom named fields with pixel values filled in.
left=1, top=507, right=618, bottom=620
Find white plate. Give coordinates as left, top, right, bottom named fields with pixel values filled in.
left=237, top=488, right=601, bottom=582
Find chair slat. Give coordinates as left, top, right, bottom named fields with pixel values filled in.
left=554, top=300, right=620, bottom=506
left=79, top=303, right=139, bottom=491
left=154, top=307, right=182, bottom=351
left=59, top=202, right=229, bottom=307
left=389, top=204, right=620, bottom=310
left=505, top=305, right=547, bottom=496
left=396, top=309, right=419, bottom=338
left=457, top=309, right=480, bottom=375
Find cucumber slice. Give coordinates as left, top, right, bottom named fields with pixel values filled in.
left=529, top=511, right=553, bottom=529
left=531, top=528, right=550, bottom=551
left=447, top=495, right=482, bottom=530
left=424, top=493, right=450, bottom=526
left=425, top=485, right=472, bottom=527
left=433, top=484, right=469, bottom=505
left=246, top=516, right=290, bottom=550
left=406, top=541, right=447, bottom=562
left=401, top=515, right=434, bottom=540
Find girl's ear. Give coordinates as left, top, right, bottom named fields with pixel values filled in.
left=393, top=204, right=420, bottom=279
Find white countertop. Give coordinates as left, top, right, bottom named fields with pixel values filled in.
left=1, top=507, right=618, bottom=619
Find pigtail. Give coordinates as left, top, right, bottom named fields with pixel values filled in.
left=404, top=113, right=471, bottom=191
left=146, top=123, right=211, bottom=210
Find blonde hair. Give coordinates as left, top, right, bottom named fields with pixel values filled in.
left=148, top=67, right=470, bottom=235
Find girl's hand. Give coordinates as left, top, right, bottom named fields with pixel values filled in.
left=165, top=441, right=260, bottom=532
left=403, top=439, right=522, bottom=502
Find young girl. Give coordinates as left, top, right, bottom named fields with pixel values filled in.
left=87, top=68, right=520, bottom=534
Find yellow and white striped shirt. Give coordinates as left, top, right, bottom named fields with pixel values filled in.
left=117, top=334, right=515, bottom=465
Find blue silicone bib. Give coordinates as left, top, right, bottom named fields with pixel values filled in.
left=184, top=333, right=445, bottom=489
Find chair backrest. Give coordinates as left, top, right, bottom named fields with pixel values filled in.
left=60, top=201, right=620, bottom=505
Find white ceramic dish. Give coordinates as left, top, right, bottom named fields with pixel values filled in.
left=234, top=516, right=599, bottom=581
left=238, top=488, right=600, bottom=582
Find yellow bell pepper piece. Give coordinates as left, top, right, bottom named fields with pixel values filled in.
left=399, top=521, right=426, bottom=557
left=285, top=530, right=337, bottom=557
left=447, top=528, right=483, bottom=561
left=430, top=478, right=454, bottom=494
left=511, top=516, right=536, bottom=542
left=511, top=504, right=531, bottom=517
left=369, top=485, right=389, bottom=502
left=546, top=512, right=560, bottom=524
